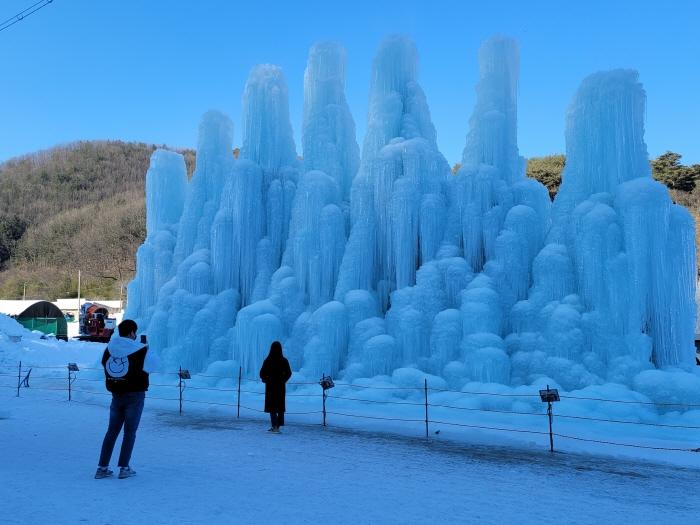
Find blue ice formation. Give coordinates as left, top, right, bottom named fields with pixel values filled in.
left=126, top=36, right=697, bottom=401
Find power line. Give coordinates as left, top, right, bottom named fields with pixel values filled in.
left=0, top=0, right=54, bottom=34
left=0, top=0, right=47, bottom=25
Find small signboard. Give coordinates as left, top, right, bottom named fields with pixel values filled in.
left=539, top=387, right=560, bottom=403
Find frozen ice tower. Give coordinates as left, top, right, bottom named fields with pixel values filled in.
left=301, top=42, right=360, bottom=201
left=545, top=70, right=694, bottom=371
left=336, top=36, right=451, bottom=310
left=126, top=36, right=697, bottom=409
left=125, top=149, right=188, bottom=329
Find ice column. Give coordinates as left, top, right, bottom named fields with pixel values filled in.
left=302, top=42, right=360, bottom=201
left=445, top=37, right=549, bottom=385
left=228, top=65, right=304, bottom=376
left=145, top=112, right=237, bottom=371
left=447, top=37, right=549, bottom=276
left=284, top=43, right=358, bottom=308
left=239, top=65, right=300, bottom=268
left=461, top=37, right=521, bottom=183
left=522, top=69, right=696, bottom=386
left=336, top=36, right=451, bottom=310
left=173, top=111, right=234, bottom=265
left=125, top=149, right=187, bottom=328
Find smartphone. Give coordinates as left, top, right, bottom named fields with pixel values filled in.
left=140, top=334, right=147, bottom=344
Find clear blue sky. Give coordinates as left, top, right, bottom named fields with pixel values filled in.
left=1, top=0, right=698, bottom=165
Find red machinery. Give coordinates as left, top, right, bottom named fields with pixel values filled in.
left=79, top=302, right=117, bottom=342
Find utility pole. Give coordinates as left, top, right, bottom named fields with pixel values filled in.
left=22, top=282, right=26, bottom=301
left=77, top=270, right=81, bottom=316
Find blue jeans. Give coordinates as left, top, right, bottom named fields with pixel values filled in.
left=98, top=392, right=145, bottom=468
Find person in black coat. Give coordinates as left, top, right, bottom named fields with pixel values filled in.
left=259, top=341, right=292, bottom=433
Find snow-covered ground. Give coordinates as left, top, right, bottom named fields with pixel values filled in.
left=2, top=314, right=700, bottom=523
left=2, top=390, right=700, bottom=524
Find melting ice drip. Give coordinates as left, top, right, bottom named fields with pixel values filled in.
left=125, top=36, right=697, bottom=399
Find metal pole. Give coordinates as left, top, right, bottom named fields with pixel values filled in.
left=424, top=379, right=429, bottom=439
left=237, top=366, right=241, bottom=419
left=16, top=361, right=21, bottom=397
left=322, top=376, right=327, bottom=427
left=68, top=365, right=71, bottom=401
left=179, top=366, right=183, bottom=415
left=547, top=401, right=554, bottom=452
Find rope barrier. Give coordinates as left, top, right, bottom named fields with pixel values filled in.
left=429, top=419, right=552, bottom=436
left=5, top=360, right=699, bottom=454
left=182, top=385, right=239, bottom=392
left=239, top=389, right=265, bottom=395
left=285, top=392, right=319, bottom=397
left=70, top=389, right=112, bottom=396
left=19, top=364, right=67, bottom=370
left=239, top=404, right=266, bottom=413
left=428, top=386, right=540, bottom=398
left=181, top=399, right=237, bottom=407
left=553, top=432, right=698, bottom=452
left=559, top=394, right=700, bottom=408
left=555, top=413, right=700, bottom=429
left=429, top=403, right=546, bottom=417
left=327, top=411, right=425, bottom=423
left=560, top=395, right=700, bottom=408
left=327, top=394, right=425, bottom=407
left=333, top=383, right=423, bottom=391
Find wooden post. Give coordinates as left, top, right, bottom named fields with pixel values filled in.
left=424, top=379, right=429, bottom=440
left=237, top=366, right=242, bottom=419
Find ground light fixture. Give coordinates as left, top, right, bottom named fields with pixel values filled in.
left=539, top=385, right=560, bottom=452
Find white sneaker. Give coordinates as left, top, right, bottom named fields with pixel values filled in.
left=95, top=467, right=113, bottom=479
left=118, top=467, right=137, bottom=479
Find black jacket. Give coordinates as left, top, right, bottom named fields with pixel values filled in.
left=102, top=346, right=150, bottom=394
left=259, top=356, right=292, bottom=413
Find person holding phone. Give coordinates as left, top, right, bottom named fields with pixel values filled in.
left=95, top=319, right=158, bottom=479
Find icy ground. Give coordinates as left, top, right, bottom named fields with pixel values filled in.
left=2, top=317, right=700, bottom=523
left=1, top=394, right=699, bottom=525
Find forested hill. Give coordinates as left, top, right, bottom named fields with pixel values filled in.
left=0, top=141, right=697, bottom=300
left=0, top=141, right=194, bottom=300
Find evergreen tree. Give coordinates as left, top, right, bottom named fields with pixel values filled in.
left=651, top=151, right=698, bottom=192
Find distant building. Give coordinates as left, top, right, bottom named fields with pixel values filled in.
left=0, top=300, right=68, bottom=340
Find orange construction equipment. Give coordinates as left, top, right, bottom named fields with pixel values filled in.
left=79, top=302, right=117, bottom=342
